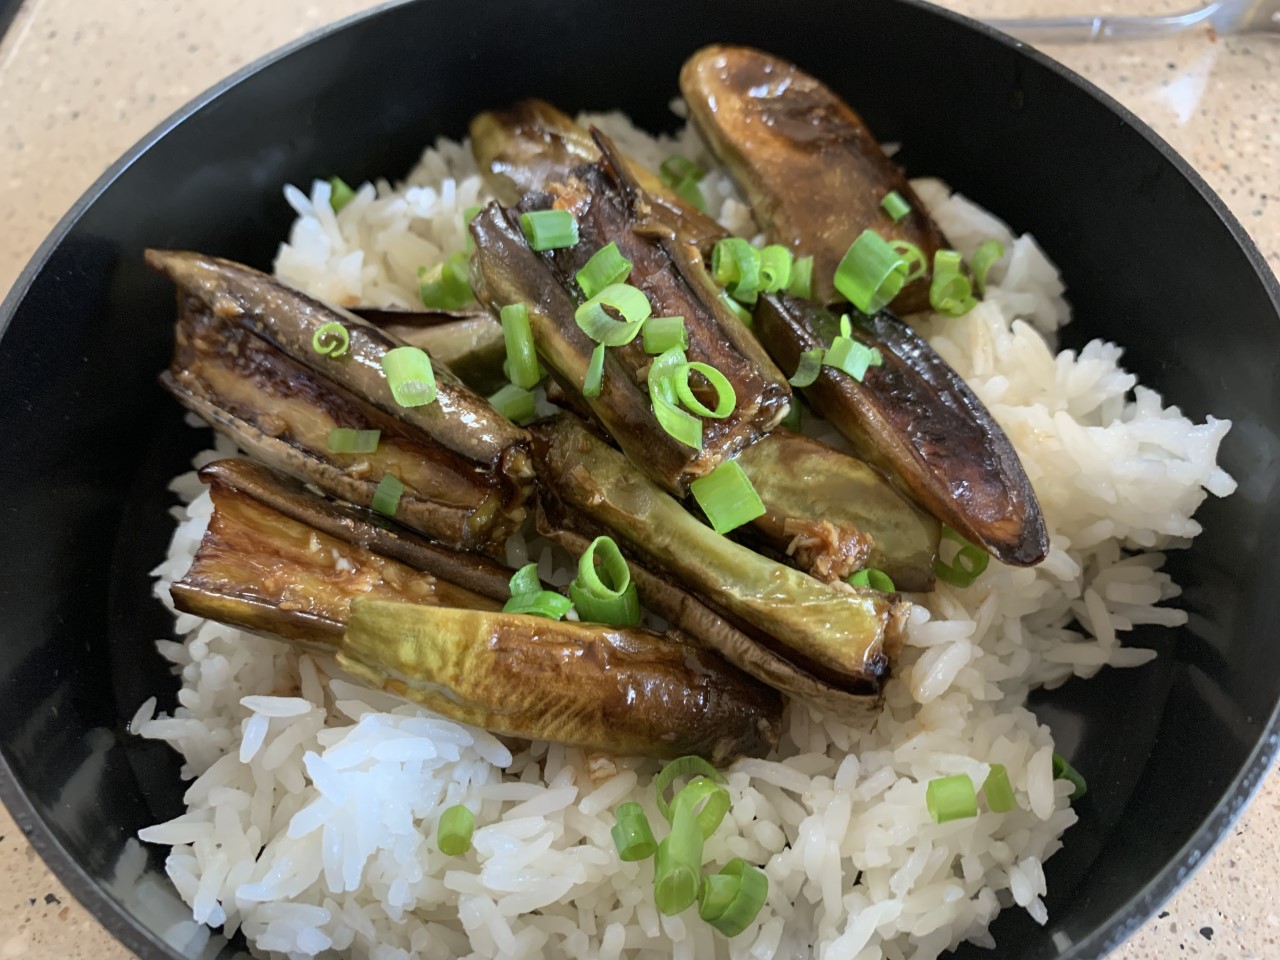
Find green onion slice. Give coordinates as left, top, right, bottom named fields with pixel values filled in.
left=371, top=474, right=405, bottom=518
left=653, top=798, right=702, bottom=916
left=758, top=245, right=793, bottom=293
left=508, top=563, right=542, bottom=598
left=669, top=776, right=731, bottom=840
left=972, top=239, right=1005, bottom=295
left=576, top=242, right=633, bottom=300
left=847, top=568, right=896, bottom=592
left=649, top=347, right=702, bottom=449
left=824, top=336, right=884, bottom=383
left=718, top=290, right=753, bottom=327
left=311, top=322, right=350, bottom=357
left=930, top=249, right=978, bottom=317
left=926, top=774, right=979, bottom=824
left=642, top=315, right=688, bottom=355
left=789, top=348, right=826, bottom=388
left=983, top=764, right=1016, bottom=813
left=418, top=251, right=474, bottom=310
left=699, top=859, right=769, bottom=937
left=674, top=362, right=736, bottom=419
left=671, top=175, right=705, bottom=212
left=659, top=154, right=707, bottom=186
left=500, top=302, right=541, bottom=390
left=780, top=403, right=801, bottom=432
left=834, top=230, right=908, bottom=313
left=690, top=461, right=766, bottom=535
left=520, top=208, right=579, bottom=251
left=502, top=589, right=573, bottom=620
left=611, top=802, right=657, bottom=862
left=712, top=238, right=762, bottom=301
left=1052, top=754, right=1088, bottom=799
left=381, top=346, right=438, bottom=407
left=786, top=256, right=814, bottom=299
left=583, top=343, right=607, bottom=399
left=437, top=804, right=475, bottom=856
left=881, top=190, right=911, bottom=223
left=891, top=241, right=928, bottom=285
left=575, top=283, right=651, bottom=346
left=329, top=176, right=356, bottom=213
left=654, top=755, right=725, bottom=824
left=935, top=526, right=991, bottom=588
left=488, top=383, right=537, bottom=424
left=327, top=427, right=380, bottom=454
left=569, top=535, right=640, bottom=627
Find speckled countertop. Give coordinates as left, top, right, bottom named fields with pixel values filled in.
left=0, top=1, right=1276, bottom=957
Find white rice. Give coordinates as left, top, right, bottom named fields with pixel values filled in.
left=137, top=108, right=1235, bottom=960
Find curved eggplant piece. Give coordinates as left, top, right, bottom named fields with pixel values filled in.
left=160, top=293, right=521, bottom=552
left=470, top=98, right=726, bottom=250
left=172, top=460, right=503, bottom=649
left=756, top=294, right=1049, bottom=566
left=736, top=431, right=941, bottom=591
left=529, top=415, right=907, bottom=714
left=680, top=45, right=947, bottom=312
left=340, top=599, right=783, bottom=763
left=352, top=308, right=507, bottom=394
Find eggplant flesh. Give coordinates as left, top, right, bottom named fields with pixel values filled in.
left=680, top=44, right=947, bottom=312
left=529, top=415, right=907, bottom=708
left=341, top=600, right=782, bottom=763
left=172, top=461, right=502, bottom=648
left=352, top=308, right=508, bottom=395
left=736, top=430, right=941, bottom=591
left=756, top=294, right=1049, bottom=566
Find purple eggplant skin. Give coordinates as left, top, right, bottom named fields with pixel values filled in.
left=755, top=293, right=1049, bottom=567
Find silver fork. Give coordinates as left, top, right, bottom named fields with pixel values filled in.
left=986, top=0, right=1280, bottom=42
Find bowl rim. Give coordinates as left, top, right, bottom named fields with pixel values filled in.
left=2, top=1, right=1278, bottom=958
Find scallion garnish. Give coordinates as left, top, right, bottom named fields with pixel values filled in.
left=712, top=238, right=762, bottom=301
left=611, top=802, right=658, bottom=862
left=718, top=290, right=754, bottom=326
left=380, top=346, right=438, bottom=407
left=881, top=190, right=911, bottom=222
left=653, top=796, right=702, bottom=915
left=576, top=242, right=633, bottom=300
left=311, top=322, right=350, bottom=357
left=1052, top=754, right=1088, bottom=799
left=583, top=343, right=606, bottom=399
left=935, top=527, right=990, bottom=588
left=508, top=562, right=541, bottom=598
left=758, top=245, right=793, bottom=293
left=575, top=283, right=651, bottom=346
left=569, top=535, right=641, bottom=627
left=437, top=804, right=475, bottom=856
left=789, top=348, right=825, bottom=388
left=668, top=776, right=730, bottom=838
left=487, top=383, right=537, bottom=424
left=891, top=240, right=928, bottom=284
left=786, top=255, right=814, bottom=299
left=983, top=764, right=1016, bottom=813
left=499, top=302, right=541, bottom=389
left=971, top=239, right=1005, bottom=295
left=690, top=461, right=766, bottom=535
left=326, top=428, right=380, bottom=454
left=418, top=251, right=474, bottom=309
left=699, top=859, right=769, bottom=937
left=926, top=774, right=978, bottom=824
left=929, top=249, right=978, bottom=317
left=642, top=315, right=688, bottom=355
left=659, top=155, right=707, bottom=186
left=653, top=755, right=725, bottom=823
left=674, top=362, right=736, bottom=419
left=520, top=208, right=579, bottom=251
left=824, top=334, right=884, bottom=383
left=671, top=175, right=706, bottom=212
left=371, top=474, right=405, bottom=518
left=503, top=562, right=573, bottom=620
left=847, top=568, right=896, bottom=592
left=329, top=176, right=356, bottom=213
left=834, top=230, right=909, bottom=313
left=649, top=347, right=702, bottom=449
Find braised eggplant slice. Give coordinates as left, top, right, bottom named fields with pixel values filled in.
left=756, top=294, right=1049, bottom=566
left=172, top=460, right=503, bottom=648
left=680, top=44, right=947, bottom=311
left=736, top=430, right=941, bottom=590
left=161, top=295, right=520, bottom=552
left=340, top=599, right=783, bottom=762
left=529, top=415, right=907, bottom=713
left=352, top=307, right=507, bottom=394
left=470, top=99, right=725, bottom=250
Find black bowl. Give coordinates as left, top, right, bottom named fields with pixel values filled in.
left=2, top=1, right=1278, bottom=958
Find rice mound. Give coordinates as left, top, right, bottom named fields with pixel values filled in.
left=136, top=110, right=1235, bottom=960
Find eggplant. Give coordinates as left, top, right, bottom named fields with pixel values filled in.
left=469, top=98, right=725, bottom=250
left=680, top=44, right=947, bottom=311
left=756, top=294, right=1049, bottom=566
left=352, top=307, right=507, bottom=394
left=529, top=415, right=907, bottom=715
left=149, top=250, right=532, bottom=552
left=736, top=430, right=941, bottom=590
left=340, top=600, right=783, bottom=762
left=172, top=459, right=504, bottom=648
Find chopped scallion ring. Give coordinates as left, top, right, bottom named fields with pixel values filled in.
left=654, top=755, right=725, bottom=823
left=327, top=428, right=380, bottom=454
left=507, top=564, right=542, bottom=598
left=669, top=776, right=731, bottom=840
left=699, top=859, right=769, bottom=937
left=971, top=239, right=1005, bottom=295
left=487, top=383, right=537, bottom=424
left=1052, top=754, right=1088, bottom=799
left=846, top=568, right=896, bottom=592
left=499, top=302, right=541, bottom=389
left=935, top=526, right=990, bottom=587
left=834, top=230, right=909, bottom=313
left=653, top=799, right=702, bottom=916
left=824, top=336, right=884, bottom=383
left=329, top=176, right=356, bottom=213
left=690, top=461, right=766, bottom=535
left=758, top=245, right=793, bottom=293
left=891, top=240, right=928, bottom=285
left=576, top=242, right=633, bottom=299
left=371, top=474, right=405, bottom=518
left=718, top=290, right=754, bottom=326
left=926, top=774, right=978, bottom=824
left=583, top=343, right=606, bottom=399
left=675, top=362, right=736, bottom=419
left=712, top=237, right=762, bottom=301
left=786, top=255, right=814, bottom=299
left=520, top=208, right=579, bottom=251
left=789, top=348, right=826, bottom=388
left=311, top=322, right=350, bottom=357
left=642, top=315, right=688, bottom=355
left=418, top=251, right=474, bottom=310
left=659, top=154, right=707, bottom=186
left=881, top=190, right=911, bottom=222
left=671, top=174, right=706, bottom=211
left=569, top=535, right=640, bottom=627
left=381, top=346, right=438, bottom=407
left=930, top=249, right=978, bottom=317
left=502, top=589, right=574, bottom=619
left=437, top=804, right=475, bottom=856
left=983, top=764, right=1016, bottom=813
left=649, top=347, right=702, bottom=449
left=575, top=283, right=652, bottom=346
left=611, top=802, right=657, bottom=862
